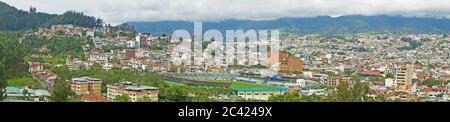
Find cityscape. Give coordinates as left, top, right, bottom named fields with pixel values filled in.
left=1, top=0, right=450, bottom=103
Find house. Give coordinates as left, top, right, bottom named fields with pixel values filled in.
left=32, top=71, right=57, bottom=88
left=327, top=77, right=348, bottom=88
left=3, top=87, right=50, bottom=102
left=360, top=70, right=382, bottom=76
left=385, top=78, right=394, bottom=88
left=433, top=85, right=448, bottom=94
left=86, top=31, right=95, bottom=37
left=103, top=63, right=113, bottom=71
left=29, top=62, right=44, bottom=73
left=107, top=81, right=159, bottom=102
left=300, top=88, right=326, bottom=96
left=233, top=88, right=288, bottom=100
left=70, top=77, right=103, bottom=96
left=126, top=50, right=137, bottom=59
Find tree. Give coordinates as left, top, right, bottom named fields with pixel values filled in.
left=385, top=73, right=394, bottom=78
left=421, top=79, right=448, bottom=87
left=113, top=94, right=131, bottom=102
left=29, top=6, right=36, bottom=13
left=0, top=2, right=103, bottom=31
left=49, top=80, right=74, bottom=102
left=0, top=32, right=27, bottom=100
left=0, top=76, right=6, bottom=100
left=267, top=93, right=319, bottom=102
left=137, top=95, right=153, bottom=102
left=326, top=80, right=369, bottom=102
left=22, top=88, right=28, bottom=100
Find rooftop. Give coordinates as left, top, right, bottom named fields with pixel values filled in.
left=112, top=81, right=159, bottom=91
left=71, top=77, right=102, bottom=82
left=232, top=87, right=288, bottom=91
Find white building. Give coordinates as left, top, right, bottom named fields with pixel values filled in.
left=233, top=88, right=288, bottom=100
left=385, top=78, right=394, bottom=88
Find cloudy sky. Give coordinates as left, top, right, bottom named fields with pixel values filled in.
left=3, top=0, right=450, bottom=25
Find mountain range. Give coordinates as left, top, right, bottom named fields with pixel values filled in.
left=2, top=1, right=450, bottom=35
left=125, top=15, right=450, bottom=35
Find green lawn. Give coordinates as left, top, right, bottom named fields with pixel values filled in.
left=42, top=56, right=65, bottom=65
left=207, top=80, right=277, bottom=89
left=7, top=77, right=42, bottom=88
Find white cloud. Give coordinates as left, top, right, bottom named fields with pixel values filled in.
left=2, top=0, right=450, bottom=25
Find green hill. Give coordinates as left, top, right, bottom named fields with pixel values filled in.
left=0, top=1, right=103, bottom=31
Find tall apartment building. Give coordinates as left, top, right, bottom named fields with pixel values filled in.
left=107, top=81, right=159, bottom=102
left=395, top=64, right=414, bottom=91
left=70, top=77, right=103, bottom=96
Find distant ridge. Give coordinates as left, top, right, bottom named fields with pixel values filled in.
left=125, top=15, right=450, bottom=35
left=0, top=1, right=103, bottom=31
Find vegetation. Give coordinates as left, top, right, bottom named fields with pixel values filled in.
left=6, top=76, right=42, bottom=89
left=385, top=73, right=394, bottom=78
left=0, top=1, right=103, bottom=31
left=49, top=80, right=75, bottom=102
left=0, top=32, right=28, bottom=100
left=50, top=67, right=164, bottom=86
left=421, top=79, right=449, bottom=87
left=22, top=35, right=88, bottom=59
left=326, top=80, right=370, bottom=102
left=269, top=93, right=321, bottom=102
left=207, top=80, right=277, bottom=89
left=113, top=94, right=131, bottom=102
left=149, top=38, right=170, bottom=51
left=158, top=84, right=232, bottom=102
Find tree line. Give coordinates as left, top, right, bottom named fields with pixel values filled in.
left=0, top=1, right=103, bottom=31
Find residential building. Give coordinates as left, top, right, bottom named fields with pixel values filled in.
left=233, top=88, right=288, bottom=100
left=327, top=77, right=348, bottom=88
left=28, top=62, right=44, bottom=73
left=107, top=81, right=159, bottom=102
left=70, top=77, right=103, bottom=96
left=3, top=87, right=50, bottom=102
left=395, top=64, right=414, bottom=91
left=385, top=78, right=394, bottom=88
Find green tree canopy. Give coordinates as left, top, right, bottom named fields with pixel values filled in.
left=113, top=94, right=131, bottom=102
left=49, top=80, right=75, bottom=102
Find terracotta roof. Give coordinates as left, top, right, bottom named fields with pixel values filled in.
left=361, top=70, right=382, bottom=76
left=417, top=73, right=428, bottom=79
left=434, top=86, right=447, bottom=91
left=422, top=88, right=432, bottom=92
left=81, top=94, right=105, bottom=102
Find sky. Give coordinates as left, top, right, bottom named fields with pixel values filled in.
left=3, top=0, right=450, bottom=25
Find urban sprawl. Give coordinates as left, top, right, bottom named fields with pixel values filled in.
left=3, top=24, right=450, bottom=102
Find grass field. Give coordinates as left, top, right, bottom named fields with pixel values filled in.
left=207, top=80, right=277, bottom=89
left=6, top=76, right=42, bottom=88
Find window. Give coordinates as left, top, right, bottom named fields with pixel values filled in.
left=247, top=93, right=251, bottom=95
left=262, top=93, right=267, bottom=95
left=254, top=93, right=260, bottom=95
left=239, top=93, right=244, bottom=95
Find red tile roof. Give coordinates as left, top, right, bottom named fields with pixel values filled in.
left=422, top=88, right=432, bottom=92
left=361, top=70, right=382, bottom=76
left=81, top=94, right=105, bottom=102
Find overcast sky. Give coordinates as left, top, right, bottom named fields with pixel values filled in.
left=3, top=0, right=450, bottom=25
